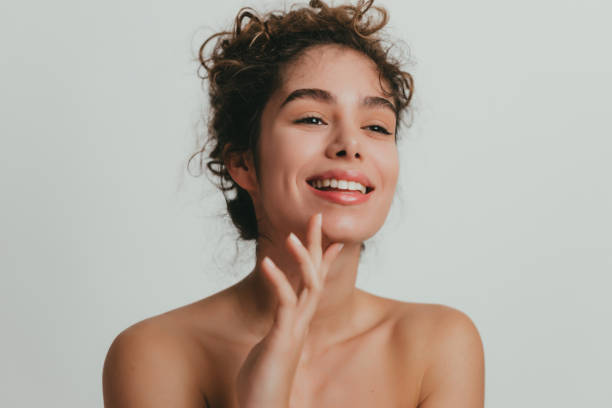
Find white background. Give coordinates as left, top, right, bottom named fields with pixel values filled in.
left=1, top=0, right=610, bottom=406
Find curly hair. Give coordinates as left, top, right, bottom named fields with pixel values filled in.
left=189, top=0, right=414, bottom=241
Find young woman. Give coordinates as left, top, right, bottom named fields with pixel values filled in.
left=102, top=1, right=485, bottom=407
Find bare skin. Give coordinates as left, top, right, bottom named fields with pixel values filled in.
left=102, top=45, right=484, bottom=407
left=102, top=276, right=482, bottom=407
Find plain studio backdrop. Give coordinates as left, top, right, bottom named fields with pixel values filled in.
left=1, top=0, right=610, bottom=406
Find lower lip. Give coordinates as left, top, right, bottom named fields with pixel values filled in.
left=306, top=183, right=372, bottom=205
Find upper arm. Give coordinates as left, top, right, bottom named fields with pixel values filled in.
left=417, top=307, right=485, bottom=408
left=102, top=322, right=205, bottom=408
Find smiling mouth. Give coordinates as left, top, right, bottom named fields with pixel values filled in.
left=306, top=178, right=374, bottom=194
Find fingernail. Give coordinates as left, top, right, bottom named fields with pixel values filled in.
left=338, top=243, right=344, bottom=251
left=317, top=213, right=323, bottom=224
left=288, top=233, right=299, bottom=244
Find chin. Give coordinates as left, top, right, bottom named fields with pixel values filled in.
left=321, top=212, right=381, bottom=244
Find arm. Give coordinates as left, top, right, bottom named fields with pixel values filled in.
left=102, top=323, right=206, bottom=407
left=417, top=308, right=485, bottom=408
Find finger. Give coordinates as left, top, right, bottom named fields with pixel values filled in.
left=306, top=213, right=323, bottom=264
left=295, top=289, right=320, bottom=334
left=261, top=257, right=297, bottom=307
left=297, top=287, right=310, bottom=310
left=286, top=233, right=319, bottom=290
left=320, top=242, right=344, bottom=281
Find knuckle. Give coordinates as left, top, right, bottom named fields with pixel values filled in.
left=297, top=258, right=312, bottom=271
left=282, top=295, right=298, bottom=309
left=310, top=278, right=323, bottom=292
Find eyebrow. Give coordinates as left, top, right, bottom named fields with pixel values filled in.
left=279, top=88, right=397, bottom=115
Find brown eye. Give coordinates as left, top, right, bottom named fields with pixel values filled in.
left=364, top=124, right=392, bottom=135
left=295, top=116, right=327, bottom=125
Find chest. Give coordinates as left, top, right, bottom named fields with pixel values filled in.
left=206, top=336, right=422, bottom=408
left=289, top=349, right=417, bottom=408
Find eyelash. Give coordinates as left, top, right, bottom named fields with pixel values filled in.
left=294, top=116, right=392, bottom=135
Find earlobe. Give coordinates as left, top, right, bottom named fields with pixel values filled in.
left=225, top=149, right=258, bottom=193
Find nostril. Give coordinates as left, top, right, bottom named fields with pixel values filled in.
left=336, top=150, right=347, bottom=157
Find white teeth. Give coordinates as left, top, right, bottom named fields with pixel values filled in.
left=310, top=178, right=368, bottom=194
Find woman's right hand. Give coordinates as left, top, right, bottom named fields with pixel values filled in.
left=235, top=213, right=344, bottom=408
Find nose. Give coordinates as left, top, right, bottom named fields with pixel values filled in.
left=325, top=124, right=362, bottom=160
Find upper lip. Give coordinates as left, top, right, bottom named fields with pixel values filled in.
left=306, top=169, right=375, bottom=190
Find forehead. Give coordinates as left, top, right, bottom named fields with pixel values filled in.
left=278, top=44, right=391, bottom=96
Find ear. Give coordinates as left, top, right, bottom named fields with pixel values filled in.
left=224, top=147, right=258, bottom=194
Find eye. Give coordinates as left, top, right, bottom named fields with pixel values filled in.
left=295, top=116, right=327, bottom=125
left=364, top=124, right=392, bottom=135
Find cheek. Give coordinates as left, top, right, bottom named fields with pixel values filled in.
left=375, top=144, right=399, bottom=192
left=260, top=124, right=321, bottom=168
left=388, top=155, right=400, bottom=189
left=256, top=128, right=318, bottom=199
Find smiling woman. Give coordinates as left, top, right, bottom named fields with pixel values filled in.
left=102, top=1, right=484, bottom=407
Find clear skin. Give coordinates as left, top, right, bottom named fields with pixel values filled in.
left=231, top=44, right=400, bottom=360
left=102, top=45, right=485, bottom=408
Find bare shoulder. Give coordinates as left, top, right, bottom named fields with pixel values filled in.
left=102, top=306, right=215, bottom=407
left=391, top=301, right=482, bottom=345
left=388, top=300, right=485, bottom=408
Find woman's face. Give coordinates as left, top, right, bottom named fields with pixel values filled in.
left=253, top=44, right=399, bottom=244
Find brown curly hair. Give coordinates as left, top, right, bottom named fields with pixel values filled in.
left=189, top=0, right=414, bottom=241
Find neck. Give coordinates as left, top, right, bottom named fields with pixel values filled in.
left=234, top=237, right=363, bottom=360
